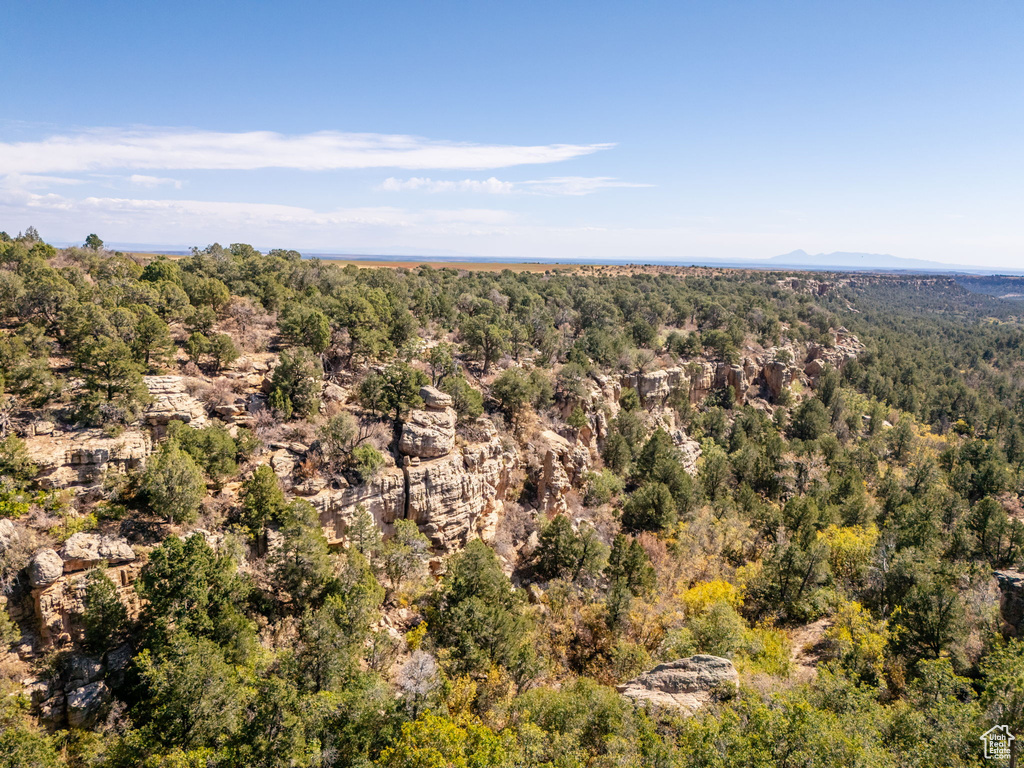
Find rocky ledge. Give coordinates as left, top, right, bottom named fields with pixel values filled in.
left=617, top=655, right=739, bottom=714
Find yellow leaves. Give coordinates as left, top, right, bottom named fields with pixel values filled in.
left=822, top=600, right=889, bottom=682
left=406, top=622, right=427, bottom=651
left=678, top=578, right=743, bottom=616
left=817, top=524, right=878, bottom=582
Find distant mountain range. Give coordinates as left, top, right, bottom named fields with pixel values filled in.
left=758, top=250, right=1011, bottom=273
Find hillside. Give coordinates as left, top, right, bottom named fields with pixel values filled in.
left=1, top=232, right=1024, bottom=766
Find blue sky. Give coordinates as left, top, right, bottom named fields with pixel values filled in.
left=2, top=1, right=1022, bottom=266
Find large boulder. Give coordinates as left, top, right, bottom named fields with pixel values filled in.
left=66, top=680, right=111, bottom=728
left=399, top=408, right=456, bottom=459
left=617, top=655, right=739, bottom=714
left=29, top=549, right=64, bottom=588
left=420, top=385, right=453, bottom=410
left=60, top=533, right=135, bottom=573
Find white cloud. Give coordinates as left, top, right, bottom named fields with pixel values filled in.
left=0, top=127, right=612, bottom=174
left=378, top=175, right=652, bottom=196
left=129, top=174, right=183, bottom=189
left=379, top=177, right=517, bottom=194
left=0, top=188, right=516, bottom=243
left=0, top=173, right=85, bottom=190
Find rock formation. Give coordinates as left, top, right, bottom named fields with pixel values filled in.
left=995, top=569, right=1024, bottom=636
left=535, top=429, right=589, bottom=515
left=23, top=428, right=152, bottom=491
left=143, top=375, right=209, bottom=428
left=617, top=655, right=739, bottom=714
left=33, top=562, right=142, bottom=647
left=60, top=533, right=135, bottom=573
left=399, top=387, right=457, bottom=459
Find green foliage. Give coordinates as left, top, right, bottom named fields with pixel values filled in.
left=490, top=367, right=535, bottom=425
left=380, top=519, right=431, bottom=595
left=605, top=534, right=655, bottom=597
left=142, top=441, right=206, bottom=523
left=0, top=436, right=37, bottom=485
left=621, top=482, right=676, bottom=533
left=272, top=499, right=335, bottom=607
left=82, top=565, right=128, bottom=653
left=167, top=421, right=239, bottom=486
left=533, top=515, right=607, bottom=583
left=136, top=534, right=254, bottom=658
left=358, top=361, right=429, bottom=420
left=441, top=373, right=484, bottom=423
left=269, top=347, right=322, bottom=418
left=240, top=464, right=285, bottom=537
left=278, top=302, right=331, bottom=354
left=73, top=335, right=151, bottom=425
left=376, top=713, right=509, bottom=768
left=0, top=687, right=62, bottom=768
left=428, top=540, right=537, bottom=679
left=583, top=469, right=623, bottom=506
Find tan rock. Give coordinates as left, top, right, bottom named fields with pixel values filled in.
left=535, top=430, right=589, bottom=515
left=420, top=385, right=453, bottom=409
left=33, top=563, right=141, bottom=647
left=618, top=655, right=739, bottom=714
left=60, top=533, right=135, bottom=572
left=405, top=437, right=518, bottom=550
left=143, top=375, right=208, bottom=426
left=24, top=429, right=152, bottom=490
left=399, top=407, right=456, bottom=458
left=309, top=469, right=407, bottom=544
left=29, top=550, right=64, bottom=587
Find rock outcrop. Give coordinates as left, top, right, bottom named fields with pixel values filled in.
left=143, top=375, right=208, bottom=427
left=535, top=429, right=589, bottom=515
left=23, top=428, right=152, bottom=491
left=29, top=549, right=64, bottom=588
left=310, top=469, right=408, bottom=544
left=996, top=569, right=1024, bottom=636
left=618, top=655, right=739, bottom=714
left=66, top=680, right=111, bottom=728
left=33, top=562, right=141, bottom=647
left=399, top=407, right=456, bottom=459
left=60, top=533, right=135, bottom=573
left=406, top=434, right=518, bottom=549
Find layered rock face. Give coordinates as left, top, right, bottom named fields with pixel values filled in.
left=620, top=328, right=863, bottom=410
left=406, top=434, right=518, bottom=549
left=27, top=534, right=139, bottom=648
left=535, top=429, right=590, bottom=515
left=995, top=570, right=1024, bottom=636
left=143, top=375, right=208, bottom=428
left=617, top=655, right=739, bottom=714
left=310, top=412, right=518, bottom=553
left=310, top=469, right=407, bottom=544
left=23, top=429, right=151, bottom=491
left=398, top=387, right=457, bottom=459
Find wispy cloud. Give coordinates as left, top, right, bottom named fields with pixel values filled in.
left=0, top=187, right=515, bottom=238
left=378, top=175, right=652, bottom=196
left=129, top=174, right=183, bottom=189
left=0, top=127, right=612, bottom=174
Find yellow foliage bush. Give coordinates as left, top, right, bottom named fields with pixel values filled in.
left=818, top=524, right=878, bottom=582
left=679, top=579, right=743, bottom=616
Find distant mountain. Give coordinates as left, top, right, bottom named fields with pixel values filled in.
left=765, top=250, right=973, bottom=272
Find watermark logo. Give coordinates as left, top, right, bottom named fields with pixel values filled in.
left=981, top=725, right=1015, bottom=761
